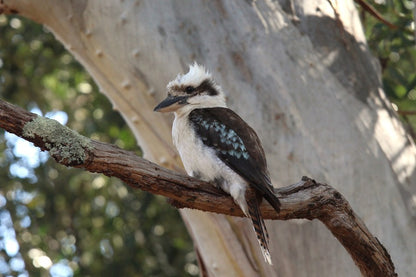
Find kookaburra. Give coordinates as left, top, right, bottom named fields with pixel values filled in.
left=154, top=63, right=280, bottom=264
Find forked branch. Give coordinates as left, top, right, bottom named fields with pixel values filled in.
left=0, top=99, right=396, bottom=276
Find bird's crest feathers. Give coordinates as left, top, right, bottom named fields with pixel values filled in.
left=167, top=63, right=212, bottom=89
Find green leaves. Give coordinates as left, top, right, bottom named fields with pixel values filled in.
left=361, top=0, right=416, bottom=136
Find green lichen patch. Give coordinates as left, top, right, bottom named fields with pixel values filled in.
left=23, top=116, right=92, bottom=165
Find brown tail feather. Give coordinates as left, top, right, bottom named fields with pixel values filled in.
left=247, top=193, right=272, bottom=265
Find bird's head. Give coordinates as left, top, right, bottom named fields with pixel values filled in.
left=154, top=63, right=226, bottom=114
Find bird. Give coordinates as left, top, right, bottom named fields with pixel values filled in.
left=153, top=63, right=280, bottom=265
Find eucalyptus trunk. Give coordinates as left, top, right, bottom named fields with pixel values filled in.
left=4, top=0, right=415, bottom=276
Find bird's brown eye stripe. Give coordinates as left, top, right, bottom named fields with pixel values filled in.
left=174, top=79, right=219, bottom=96
left=195, top=79, right=218, bottom=96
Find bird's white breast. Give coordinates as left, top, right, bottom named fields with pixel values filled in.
left=172, top=112, right=222, bottom=179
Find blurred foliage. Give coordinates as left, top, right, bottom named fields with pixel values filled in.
left=358, top=0, right=416, bottom=137
left=0, top=15, right=196, bottom=277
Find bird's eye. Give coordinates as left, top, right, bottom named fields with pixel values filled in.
left=185, top=86, right=195, bottom=94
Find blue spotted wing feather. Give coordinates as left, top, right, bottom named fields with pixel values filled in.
left=189, top=108, right=280, bottom=212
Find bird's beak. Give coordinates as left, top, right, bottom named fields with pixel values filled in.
left=153, top=95, right=188, bottom=113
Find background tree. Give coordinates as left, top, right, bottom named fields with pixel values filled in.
left=0, top=0, right=415, bottom=276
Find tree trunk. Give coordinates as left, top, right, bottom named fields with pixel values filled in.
left=2, top=0, right=415, bottom=276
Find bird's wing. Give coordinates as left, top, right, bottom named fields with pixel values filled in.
left=189, top=107, right=280, bottom=212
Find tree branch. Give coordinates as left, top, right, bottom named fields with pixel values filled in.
left=0, top=99, right=396, bottom=276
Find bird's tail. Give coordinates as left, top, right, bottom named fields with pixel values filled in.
left=247, top=195, right=272, bottom=265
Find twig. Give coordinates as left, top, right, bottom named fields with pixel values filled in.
left=354, top=0, right=398, bottom=29
left=397, top=110, right=416, bottom=115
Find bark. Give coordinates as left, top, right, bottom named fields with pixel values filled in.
left=1, top=0, right=415, bottom=276
left=0, top=98, right=397, bottom=276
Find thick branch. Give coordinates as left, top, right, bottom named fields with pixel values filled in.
left=0, top=99, right=396, bottom=276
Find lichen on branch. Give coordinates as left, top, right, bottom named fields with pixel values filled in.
left=22, top=116, right=92, bottom=165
